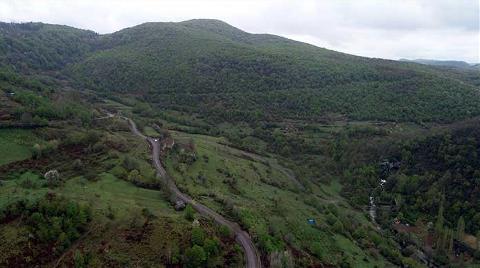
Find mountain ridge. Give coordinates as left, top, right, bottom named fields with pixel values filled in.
left=399, top=58, right=477, bottom=69
left=1, top=19, right=480, bottom=123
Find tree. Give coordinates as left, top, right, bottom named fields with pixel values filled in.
left=185, top=245, right=206, bottom=268
left=476, top=230, right=480, bottom=250
left=128, top=169, right=143, bottom=182
left=447, top=229, right=454, bottom=254
left=32, top=115, right=48, bottom=125
left=73, top=159, right=84, bottom=171
left=32, top=144, right=42, bottom=159
left=191, top=227, right=205, bottom=246
left=219, top=225, right=232, bottom=239
left=332, top=220, right=344, bottom=233
left=21, top=112, right=33, bottom=124
left=184, top=204, right=195, bottom=221
left=435, top=199, right=445, bottom=232
left=203, top=238, right=220, bottom=257
left=123, top=155, right=139, bottom=171
left=44, top=169, right=61, bottom=187
left=456, top=216, right=465, bottom=241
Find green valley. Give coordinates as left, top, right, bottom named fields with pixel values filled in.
left=0, top=18, right=479, bottom=267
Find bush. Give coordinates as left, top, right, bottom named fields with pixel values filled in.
left=128, top=169, right=143, bottom=182
left=31, top=140, right=59, bottom=159
left=326, top=213, right=337, bottom=226
left=191, top=227, right=206, bottom=246
left=9, top=194, right=93, bottom=256
left=332, top=220, right=344, bottom=233
left=219, top=225, right=232, bottom=239
left=379, top=244, right=402, bottom=266
left=184, top=245, right=206, bottom=268
left=401, top=245, right=416, bottom=257
left=18, top=172, right=41, bottom=189
left=203, top=238, right=220, bottom=257
left=473, top=250, right=480, bottom=260
left=44, top=169, right=62, bottom=187
left=110, top=165, right=127, bottom=179
left=184, top=204, right=195, bottom=221
left=65, top=131, right=100, bottom=146
left=73, top=250, right=91, bottom=268
left=123, top=155, right=140, bottom=171
left=83, top=170, right=98, bottom=181
left=72, top=159, right=84, bottom=171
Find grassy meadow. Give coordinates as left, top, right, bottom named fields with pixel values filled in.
left=0, top=129, right=37, bottom=166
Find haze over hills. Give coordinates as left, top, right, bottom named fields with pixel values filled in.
left=1, top=19, right=480, bottom=267
left=399, top=58, right=478, bottom=69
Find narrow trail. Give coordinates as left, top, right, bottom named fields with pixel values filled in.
left=125, top=117, right=262, bottom=268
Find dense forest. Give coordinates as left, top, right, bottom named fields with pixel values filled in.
left=386, top=119, right=480, bottom=234
left=1, top=21, right=479, bottom=124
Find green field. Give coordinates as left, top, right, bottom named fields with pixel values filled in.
left=143, top=126, right=160, bottom=138
left=62, top=173, right=173, bottom=219
left=0, top=129, right=37, bottom=166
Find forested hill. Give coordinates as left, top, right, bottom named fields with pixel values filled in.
left=0, top=22, right=97, bottom=72
left=1, top=20, right=480, bottom=123
left=399, top=59, right=476, bottom=69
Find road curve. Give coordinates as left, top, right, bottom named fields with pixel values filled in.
left=125, top=117, right=262, bottom=268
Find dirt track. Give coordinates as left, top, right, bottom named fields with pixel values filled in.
left=126, top=118, right=262, bottom=268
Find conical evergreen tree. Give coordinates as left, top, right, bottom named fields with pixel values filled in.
left=435, top=198, right=445, bottom=247
left=456, top=216, right=465, bottom=241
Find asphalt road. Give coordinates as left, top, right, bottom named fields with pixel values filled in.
left=126, top=117, right=262, bottom=268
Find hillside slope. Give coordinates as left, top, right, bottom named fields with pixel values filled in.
left=0, top=22, right=97, bottom=72
left=1, top=20, right=479, bottom=123
left=69, top=19, right=480, bottom=123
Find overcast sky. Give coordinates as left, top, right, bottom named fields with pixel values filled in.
left=0, top=0, right=478, bottom=62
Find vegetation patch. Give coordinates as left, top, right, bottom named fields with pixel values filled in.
left=0, top=129, right=36, bottom=166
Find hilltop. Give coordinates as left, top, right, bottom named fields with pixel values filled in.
left=1, top=20, right=479, bottom=124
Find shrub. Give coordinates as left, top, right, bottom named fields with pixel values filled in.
left=110, top=165, right=127, bottom=179
left=128, top=169, right=143, bottom=182
left=203, top=238, right=220, bottom=257
left=184, top=245, right=206, bottom=268
left=191, top=227, right=206, bottom=246
left=32, top=140, right=58, bottom=159
left=32, top=144, right=42, bottom=159
left=141, top=208, right=155, bottom=221
left=219, top=225, right=232, bottom=239
left=20, top=195, right=92, bottom=255
left=473, top=250, right=480, bottom=260
left=44, top=169, right=62, bottom=187
left=258, top=233, right=283, bottom=254
left=332, top=220, right=344, bottom=233
left=122, top=155, right=140, bottom=171
left=73, top=250, right=91, bottom=268
left=184, top=204, right=195, bottom=221
left=379, top=244, right=402, bottom=266
left=326, top=213, right=337, bottom=226
left=83, top=170, right=98, bottom=181
left=72, top=159, right=84, bottom=171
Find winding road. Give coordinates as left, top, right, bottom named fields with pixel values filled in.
left=125, top=117, right=262, bottom=268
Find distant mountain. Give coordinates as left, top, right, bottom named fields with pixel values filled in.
left=399, top=58, right=477, bottom=69
left=1, top=20, right=480, bottom=124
